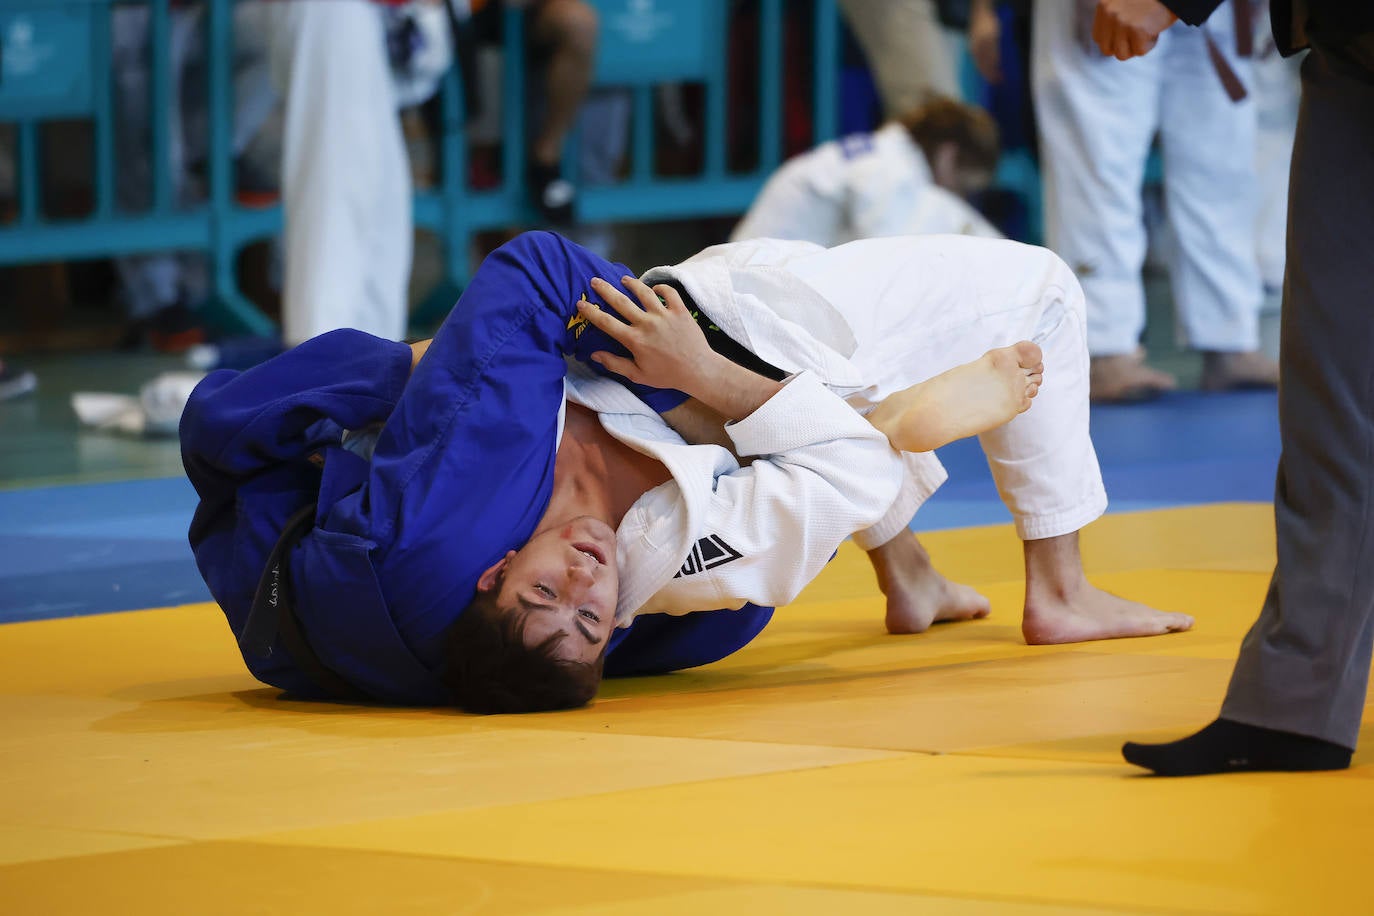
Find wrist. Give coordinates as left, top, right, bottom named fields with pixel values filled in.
left=676, top=350, right=732, bottom=400
left=689, top=356, right=785, bottom=422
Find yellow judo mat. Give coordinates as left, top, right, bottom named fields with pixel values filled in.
left=3, top=503, right=1372, bottom=914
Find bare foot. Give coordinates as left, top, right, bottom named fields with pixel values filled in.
left=868, top=341, right=1044, bottom=453
left=1022, top=582, right=1195, bottom=644
left=1021, top=533, right=1193, bottom=644
left=1201, top=349, right=1279, bottom=391
left=866, top=531, right=992, bottom=634
left=1089, top=349, right=1176, bottom=403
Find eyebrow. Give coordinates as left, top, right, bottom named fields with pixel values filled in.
left=518, top=595, right=602, bottom=646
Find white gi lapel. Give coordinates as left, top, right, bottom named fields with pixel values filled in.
left=563, top=361, right=725, bottom=625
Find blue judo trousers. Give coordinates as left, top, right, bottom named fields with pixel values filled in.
left=181, top=232, right=774, bottom=704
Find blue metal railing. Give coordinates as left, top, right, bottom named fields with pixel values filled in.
left=0, top=0, right=849, bottom=335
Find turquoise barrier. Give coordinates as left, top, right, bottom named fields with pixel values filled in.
left=0, top=2, right=1042, bottom=336
left=0, top=0, right=845, bottom=335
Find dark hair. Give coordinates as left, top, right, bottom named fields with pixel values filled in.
left=899, top=97, right=1000, bottom=176
left=441, top=585, right=608, bottom=714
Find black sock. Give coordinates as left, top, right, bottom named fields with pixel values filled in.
left=527, top=161, right=575, bottom=226
left=1122, top=718, right=1352, bottom=776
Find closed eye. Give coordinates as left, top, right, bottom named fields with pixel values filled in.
left=579, top=608, right=600, bottom=624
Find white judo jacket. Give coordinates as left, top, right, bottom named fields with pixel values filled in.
left=637, top=234, right=1107, bottom=547
left=574, top=235, right=979, bottom=626
left=565, top=366, right=905, bottom=626
left=641, top=237, right=953, bottom=553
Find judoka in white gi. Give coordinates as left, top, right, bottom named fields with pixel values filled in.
left=730, top=99, right=1003, bottom=247
left=447, top=234, right=1192, bottom=711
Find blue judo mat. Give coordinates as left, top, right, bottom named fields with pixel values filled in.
left=0, top=390, right=1281, bottom=625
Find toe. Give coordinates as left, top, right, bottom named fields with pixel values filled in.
left=1013, top=341, right=1043, bottom=369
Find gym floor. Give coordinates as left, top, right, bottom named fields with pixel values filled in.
left=3, top=278, right=1370, bottom=915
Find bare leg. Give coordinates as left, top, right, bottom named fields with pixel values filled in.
left=867, top=530, right=991, bottom=634
left=1021, top=532, right=1194, bottom=644
left=530, top=0, right=598, bottom=167
left=868, top=341, right=1044, bottom=453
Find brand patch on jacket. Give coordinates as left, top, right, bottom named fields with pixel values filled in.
left=567, top=293, right=592, bottom=338
left=674, top=535, right=743, bottom=578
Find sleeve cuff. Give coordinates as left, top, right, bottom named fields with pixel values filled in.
left=725, top=372, right=874, bottom=457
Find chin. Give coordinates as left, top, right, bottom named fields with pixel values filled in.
left=577, top=517, right=616, bottom=541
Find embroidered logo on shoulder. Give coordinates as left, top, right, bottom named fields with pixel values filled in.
left=567, top=293, right=592, bottom=338
left=673, top=535, right=743, bottom=578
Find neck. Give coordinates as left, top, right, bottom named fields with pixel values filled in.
left=534, top=403, right=670, bottom=536
left=536, top=438, right=615, bottom=538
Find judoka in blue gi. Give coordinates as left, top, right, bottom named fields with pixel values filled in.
left=184, top=232, right=934, bottom=710
left=184, top=230, right=1182, bottom=713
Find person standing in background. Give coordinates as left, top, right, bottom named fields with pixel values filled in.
left=264, top=0, right=452, bottom=346
left=837, top=0, right=961, bottom=116
left=1034, top=0, right=1279, bottom=402
left=112, top=2, right=277, bottom=352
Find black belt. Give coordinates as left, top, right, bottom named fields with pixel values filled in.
left=239, top=502, right=369, bottom=702
left=665, top=281, right=789, bottom=383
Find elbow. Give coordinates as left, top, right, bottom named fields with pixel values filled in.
left=494, top=230, right=561, bottom=262
left=176, top=370, right=235, bottom=447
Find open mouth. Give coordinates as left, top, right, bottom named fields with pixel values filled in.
left=573, top=542, right=606, bottom=565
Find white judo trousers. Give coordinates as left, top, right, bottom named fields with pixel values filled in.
left=730, top=123, right=1002, bottom=248
left=1033, top=0, right=1263, bottom=357
left=650, top=235, right=1106, bottom=544
left=267, top=1, right=413, bottom=345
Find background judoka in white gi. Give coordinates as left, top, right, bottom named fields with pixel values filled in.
left=730, top=107, right=1003, bottom=248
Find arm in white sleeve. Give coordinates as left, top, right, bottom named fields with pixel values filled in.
left=663, top=371, right=905, bottom=610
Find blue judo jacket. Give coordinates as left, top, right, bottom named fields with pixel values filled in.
left=182, top=232, right=702, bottom=704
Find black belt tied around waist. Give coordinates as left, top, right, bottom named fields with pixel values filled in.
left=239, top=502, right=369, bottom=702
left=667, top=280, right=789, bottom=383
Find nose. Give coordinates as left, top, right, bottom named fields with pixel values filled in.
left=567, top=558, right=597, bottom=588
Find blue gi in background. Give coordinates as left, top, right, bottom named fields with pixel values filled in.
left=182, top=231, right=772, bottom=704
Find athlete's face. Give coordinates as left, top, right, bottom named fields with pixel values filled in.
left=475, top=517, right=620, bottom=666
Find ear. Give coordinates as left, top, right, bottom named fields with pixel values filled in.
left=476, top=551, right=516, bottom=593
left=931, top=141, right=961, bottom=191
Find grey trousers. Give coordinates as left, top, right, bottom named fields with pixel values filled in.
left=1222, top=34, right=1374, bottom=750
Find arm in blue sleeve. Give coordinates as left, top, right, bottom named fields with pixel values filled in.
left=360, top=232, right=688, bottom=565
left=179, top=329, right=413, bottom=486
left=463, top=231, right=690, bottom=414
